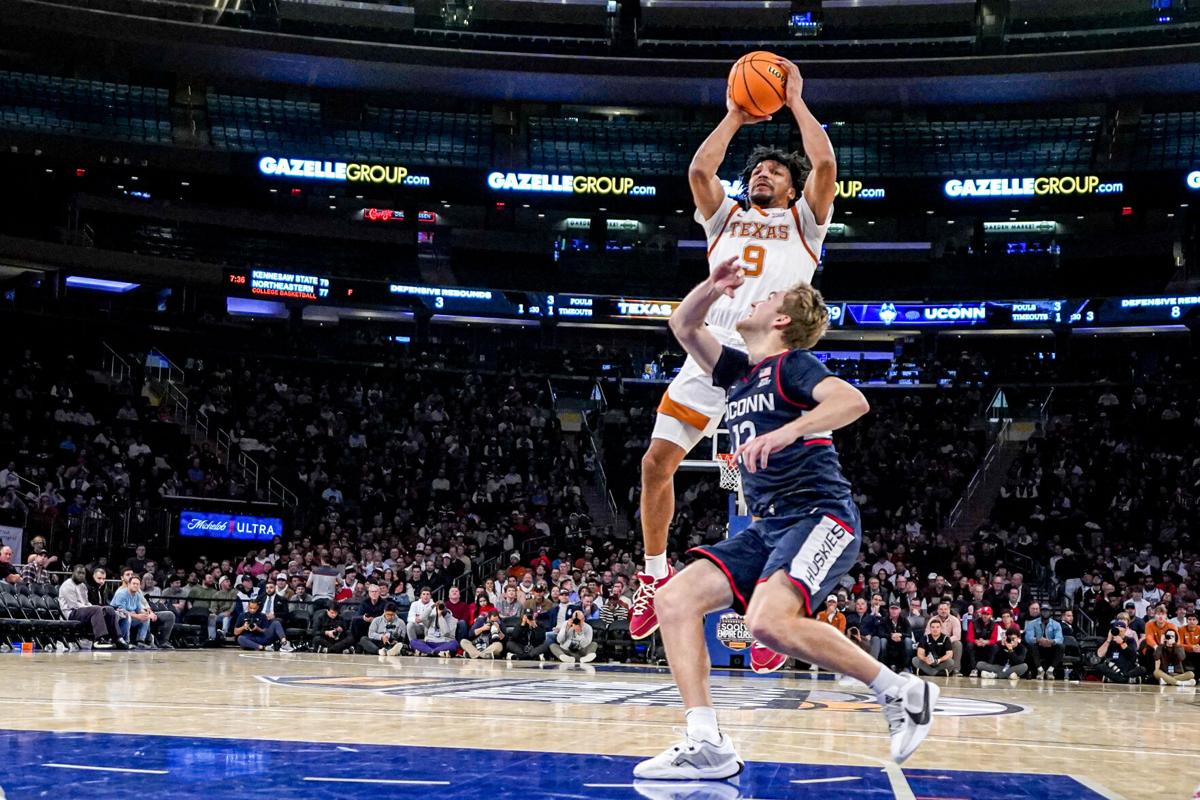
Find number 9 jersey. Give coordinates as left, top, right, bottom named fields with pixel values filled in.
left=697, top=194, right=832, bottom=337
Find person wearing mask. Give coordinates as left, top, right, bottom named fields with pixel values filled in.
left=976, top=627, right=1028, bottom=682
left=1096, top=620, right=1145, bottom=684
left=361, top=603, right=406, bottom=656
left=506, top=608, right=550, bottom=661
left=1023, top=602, right=1064, bottom=680
left=312, top=605, right=356, bottom=654
left=912, top=617, right=954, bottom=677
left=58, top=565, right=121, bottom=649
left=462, top=610, right=505, bottom=659
left=1152, top=629, right=1196, bottom=686
left=551, top=609, right=597, bottom=663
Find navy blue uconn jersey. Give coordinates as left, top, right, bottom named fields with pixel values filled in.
left=711, top=346, right=853, bottom=516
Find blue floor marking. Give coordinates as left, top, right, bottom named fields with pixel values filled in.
left=0, top=730, right=1108, bottom=799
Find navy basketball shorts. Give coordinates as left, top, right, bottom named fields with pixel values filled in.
left=688, top=500, right=860, bottom=616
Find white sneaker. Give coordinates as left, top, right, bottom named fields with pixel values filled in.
left=580, top=652, right=597, bottom=664
left=881, top=675, right=940, bottom=764
left=968, top=669, right=978, bottom=677
left=506, top=653, right=515, bottom=661
left=633, top=733, right=743, bottom=781
left=1009, top=672, right=1021, bottom=683
left=387, top=642, right=404, bottom=657
left=279, top=642, right=295, bottom=653
left=978, top=670, right=996, bottom=678
left=556, top=650, right=575, bottom=664
left=1045, top=667, right=1054, bottom=680
left=1036, top=666, right=1045, bottom=679
left=1178, top=678, right=1197, bottom=686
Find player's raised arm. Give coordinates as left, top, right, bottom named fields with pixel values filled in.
left=689, top=91, right=772, bottom=221
left=668, top=256, right=744, bottom=374
left=777, top=59, right=836, bottom=225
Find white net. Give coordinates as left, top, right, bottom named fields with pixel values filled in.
left=716, top=453, right=741, bottom=492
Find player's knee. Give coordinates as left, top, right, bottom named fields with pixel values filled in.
left=744, top=609, right=778, bottom=649
left=640, top=448, right=675, bottom=485
left=655, top=579, right=685, bottom=621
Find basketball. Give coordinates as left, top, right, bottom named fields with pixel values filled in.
left=728, top=51, right=787, bottom=117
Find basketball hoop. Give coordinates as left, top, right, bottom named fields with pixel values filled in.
left=715, top=453, right=741, bottom=492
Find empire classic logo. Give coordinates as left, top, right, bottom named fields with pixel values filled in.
left=258, top=675, right=1024, bottom=717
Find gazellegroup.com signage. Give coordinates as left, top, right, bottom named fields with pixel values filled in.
left=258, top=156, right=432, bottom=187
left=486, top=171, right=656, bottom=196
left=944, top=175, right=1124, bottom=199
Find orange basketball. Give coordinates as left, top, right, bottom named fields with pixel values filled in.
left=728, top=51, right=787, bottom=117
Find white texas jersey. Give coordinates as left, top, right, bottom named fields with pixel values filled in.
left=695, top=195, right=832, bottom=343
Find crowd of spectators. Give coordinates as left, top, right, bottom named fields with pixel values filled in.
left=0, top=319, right=1197, bottom=682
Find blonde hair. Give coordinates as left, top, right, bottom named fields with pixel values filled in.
left=777, top=283, right=830, bottom=350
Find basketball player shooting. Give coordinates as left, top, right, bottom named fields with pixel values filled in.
left=631, top=59, right=836, bottom=668
left=634, top=260, right=940, bottom=781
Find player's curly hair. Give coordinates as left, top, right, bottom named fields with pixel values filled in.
left=739, top=145, right=811, bottom=206
left=778, top=283, right=829, bottom=350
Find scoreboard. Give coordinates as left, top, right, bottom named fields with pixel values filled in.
left=224, top=270, right=1200, bottom=331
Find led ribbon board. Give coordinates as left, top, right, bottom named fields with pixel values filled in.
left=179, top=511, right=283, bottom=541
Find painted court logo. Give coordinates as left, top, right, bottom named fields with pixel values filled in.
left=259, top=675, right=1024, bottom=718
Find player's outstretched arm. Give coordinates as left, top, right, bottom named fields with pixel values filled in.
left=668, top=255, right=743, bottom=374
left=734, top=376, right=868, bottom=473
left=777, top=59, right=836, bottom=225
left=689, top=89, right=772, bottom=221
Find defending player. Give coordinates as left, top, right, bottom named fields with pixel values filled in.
left=632, top=59, right=837, bottom=665
left=634, top=258, right=939, bottom=780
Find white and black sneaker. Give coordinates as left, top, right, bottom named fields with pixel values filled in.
left=881, top=675, right=940, bottom=764
left=633, top=733, right=743, bottom=781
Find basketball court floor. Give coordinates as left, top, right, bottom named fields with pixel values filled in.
left=1, top=651, right=1196, bottom=799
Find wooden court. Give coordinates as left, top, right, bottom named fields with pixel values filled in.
left=0, top=650, right=1195, bottom=799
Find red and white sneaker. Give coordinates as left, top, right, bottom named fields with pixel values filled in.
left=630, top=569, right=673, bottom=640
left=749, top=640, right=786, bottom=674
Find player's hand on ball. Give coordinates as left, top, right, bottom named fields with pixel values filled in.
left=776, top=58, right=803, bottom=107
left=725, top=85, right=772, bottom=126
left=734, top=428, right=799, bottom=473
left=710, top=255, right=745, bottom=298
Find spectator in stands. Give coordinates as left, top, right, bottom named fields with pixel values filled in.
left=904, top=598, right=928, bottom=641
left=932, top=602, right=963, bottom=675
left=352, top=582, right=387, bottom=641
left=20, top=551, right=54, bottom=586
left=259, top=578, right=287, bottom=626
left=444, top=586, right=472, bottom=641
left=361, top=603, right=406, bottom=656
left=1152, top=629, right=1196, bottom=686
left=1097, top=620, right=1145, bottom=684
left=816, top=595, right=846, bottom=634
left=912, top=617, right=954, bottom=677
left=506, top=608, right=550, bottom=661
left=1023, top=602, right=1063, bottom=680
left=0, top=545, right=21, bottom=584
left=234, top=598, right=294, bottom=652
left=125, top=545, right=148, bottom=575
left=58, top=564, right=121, bottom=649
left=117, top=568, right=175, bottom=649
left=551, top=609, right=597, bottom=664
left=976, top=627, right=1028, bottom=682
left=878, top=603, right=911, bottom=673
left=411, top=601, right=458, bottom=657
left=307, top=557, right=338, bottom=601
left=1000, top=588, right=1025, bottom=624
left=312, top=605, right=356, bottom=654
left=1179, top=611, right=1200, bottom=672
left=462, top=610, right=505, bottom=659
left=545, top=585, right=579, bottom=633
left=209, top=576, right=236, bottom=640
left=110, top=575, right=153, bottom=647
left=495, top=584, right=522, bottom=619
left=965, top=606, right=999, bottom=676
left=600, top=582, right=631, bottom=625
left=406, top=586, right=436, bottom=643
left=1145, top=605, right=1178, bottom=650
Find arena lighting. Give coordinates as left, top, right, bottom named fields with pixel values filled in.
left=65, top=276, right=139, bottom=293
left=1186, top=170, right=1200, bottom=189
